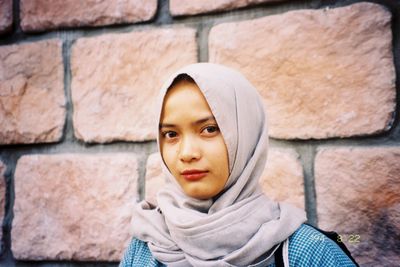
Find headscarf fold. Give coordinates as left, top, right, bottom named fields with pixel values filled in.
left=131, top=63, right=306, bottom=267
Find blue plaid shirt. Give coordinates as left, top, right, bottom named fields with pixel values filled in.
left=120, top=224, right=356, bottom=266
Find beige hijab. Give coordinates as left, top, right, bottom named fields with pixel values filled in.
left=131, top=63, right=306, bottom=267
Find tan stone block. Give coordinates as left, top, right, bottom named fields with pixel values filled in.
left=20, top=0, right=157, bottom=32
left=145, top=153, right=166, bottom=204
left=170, top=0, right=284, bottom=16
left=12, top=154, right=138, bottom=261
left=0, top=161, right=6, bottom=244
left=71, top=28, right=197, bottom=143
left=261, top=148, right=304, bottom=209
left=209, top=3, right=395, bottom=139
left=0, top=0, right=12, bottom=34
left=315, top=147, right=400, bottom=265
left=0, top=40, right=65, bottom=144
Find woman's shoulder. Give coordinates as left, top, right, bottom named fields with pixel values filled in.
left=119, top=238, right=165, bottom=267
left=288, top=224, right=356, bottom=266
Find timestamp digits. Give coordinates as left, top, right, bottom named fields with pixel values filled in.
left=337, top=234, right=361, bottom=244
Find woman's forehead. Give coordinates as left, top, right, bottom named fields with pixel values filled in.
left=160, top=80, right=214, bottom=120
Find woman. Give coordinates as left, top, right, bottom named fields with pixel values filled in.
left=120, top=63, right=357, bottom=266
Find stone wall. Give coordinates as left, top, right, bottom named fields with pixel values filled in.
left=0, top=0, right=399, bottom=266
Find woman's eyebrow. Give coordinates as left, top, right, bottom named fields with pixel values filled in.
left=191, top=115, right=216, bottom=126
left=159, top=115, right=216, bottom=129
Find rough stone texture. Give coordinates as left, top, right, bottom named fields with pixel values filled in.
left=0, top=0, right=12, bottom=34
left=20, top=0, right=157, bottom=32
left=0, top=40, right=65, bottom=145
left=145, top=153, right=166, bottom=204
left=145, top=149, right=304, bottom=209
left=260, top=148, right=304, bottom=209
left=71, top=28, right=197, bottom=143
left=209, top=3, right=395, bottom=139
left=12, top=154, right=138, bottom=261
left=0, top=161, right=5, bottom=245
left=315, top=147, right=400, bottom=266
left=170, top=0, right=284, bottom=16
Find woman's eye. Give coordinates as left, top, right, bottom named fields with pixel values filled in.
left=162, top=131, right=178, bottom=139
left=202, top=125, right=219, bottom=134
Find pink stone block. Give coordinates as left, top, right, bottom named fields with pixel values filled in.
left=209, top=3, right=395, bottom=139
left=170, top=0, right=284, bottom=16
left=0, top=40, right=65, bottom=144
left=0, top=0, right=12, bottom=34
left=261, top=148, right=304, bottom=209
left=20, top=0, right=157, bottom=32
left=315, top=147, right=400, bottom=265
left=71, top=28, right=197, bottom=143
left=12, top=154, right=138, bottom=261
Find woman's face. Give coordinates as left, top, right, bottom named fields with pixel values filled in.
left=159, top=80, right=229, bottom=200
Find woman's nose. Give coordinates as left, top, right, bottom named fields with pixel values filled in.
left=179, top=135, right=200, bottom=162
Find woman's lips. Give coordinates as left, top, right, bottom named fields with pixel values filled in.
left=181, top=171, right=208, bottom=181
